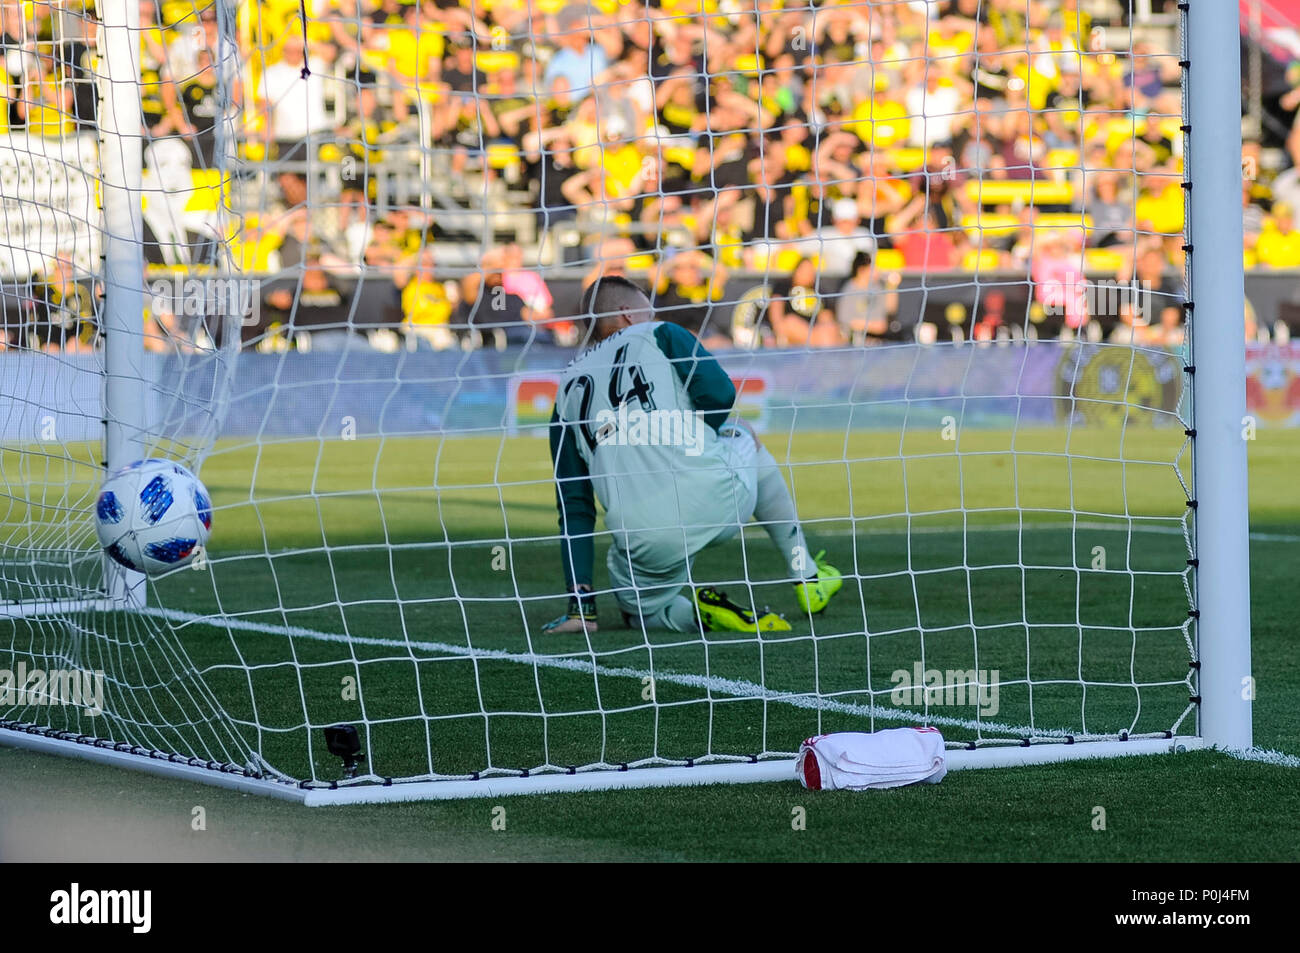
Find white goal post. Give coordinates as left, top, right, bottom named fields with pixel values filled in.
left=100, top=0, right=149, bottom=609
left=0, top=0, right=1250, bottom=803
left=1184, top=0, right=1253, bottom=751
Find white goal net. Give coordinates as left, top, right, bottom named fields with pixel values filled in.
left=0, top=0, right=1248, bottom=800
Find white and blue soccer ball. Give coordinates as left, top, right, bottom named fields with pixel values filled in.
left=94, top=459, right=213, bottom=575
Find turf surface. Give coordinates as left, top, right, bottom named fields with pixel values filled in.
left=1, top=424, right=1296, bottom=861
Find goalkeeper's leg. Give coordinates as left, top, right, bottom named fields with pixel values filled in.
left=630, top=592, right=793, bottom=634
left=752, top=445, right=814, bottom=577
left=609, top=545, right=790, bottom=634
left=730, top=425, right=844, bottom=614
left=633, top=594, right=698, bottom=633
left=607, top=542, right=695, bottom=632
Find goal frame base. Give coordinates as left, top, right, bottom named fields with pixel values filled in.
left=0, top=598, right=123, bottom=619
left=0, top=727, right=1204, bottom=806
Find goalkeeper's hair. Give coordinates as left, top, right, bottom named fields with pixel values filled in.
left=580, top=274, right=649, bottom=340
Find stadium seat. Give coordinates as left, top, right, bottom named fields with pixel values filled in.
left=960, top=249, right=1000, bottom=271
left=145, top=263, right=189, bottom=277
left=888, top=148, right=928, bottom=173
left=1083, top=247, right=1127, bottom=272
left=475, top=51, right=520, bottom=74
left=1036, top=213, right=1093, bottom=229
left=1044, top=149, right=1081, bottom=172
left=873, top=248, right=906, bottom=271
left=963, top=213, right=1020, bottom=239
left=964, top=180, right=1075, bottom=205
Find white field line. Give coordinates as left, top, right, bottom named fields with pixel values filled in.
left=145, top=606, right=1057, bottom=739
left=799, top=521, right=1300, bottom=544
left=218, top=520, right=1300, bottom=561
left=1222, top=747, right=1300, bottom=768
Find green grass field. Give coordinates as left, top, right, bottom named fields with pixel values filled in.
left=1, top=424, right=1297, bottom=861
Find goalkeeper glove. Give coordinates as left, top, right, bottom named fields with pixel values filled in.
left=541, top=585, right=598, bottom=634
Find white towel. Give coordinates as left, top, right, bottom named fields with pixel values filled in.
left=796, top=728, right=947, bottom=790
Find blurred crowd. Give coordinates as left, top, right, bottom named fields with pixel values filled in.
left=0, top=0, right=1294, bottom=353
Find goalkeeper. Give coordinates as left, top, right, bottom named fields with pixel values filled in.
left=543, top=275, right=841, bottom=634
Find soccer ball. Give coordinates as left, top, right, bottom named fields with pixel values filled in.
left=94, top=459, right=213, bottom=574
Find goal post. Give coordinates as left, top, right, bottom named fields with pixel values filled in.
left=1184, top=0, right=1253, bottom=751
left=99, top=0, right=148, bottom=607
left=0, top=0, right=1253, bottom=802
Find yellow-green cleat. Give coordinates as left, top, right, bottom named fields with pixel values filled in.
left=794, top=550, right=842, bottom=614
left=694, top=587, right=791, bottom=632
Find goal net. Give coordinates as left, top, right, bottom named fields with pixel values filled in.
left=0, top=0, right=1250, bottom=801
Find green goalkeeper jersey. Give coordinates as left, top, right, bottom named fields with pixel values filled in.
left=549, top=321, right=737, bottom=589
